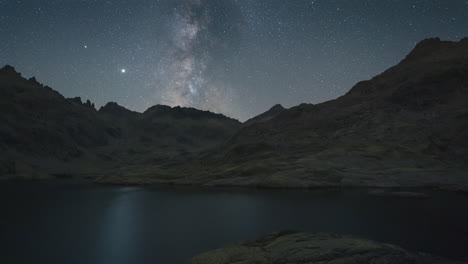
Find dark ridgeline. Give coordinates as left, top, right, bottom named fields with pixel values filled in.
left=1, top=38, right=468, bottom=190
left=243, top=104, right=286, bottom=126
left=202, top=37, right=468, bottom=189
left=0, top=66, right=241, bottom=178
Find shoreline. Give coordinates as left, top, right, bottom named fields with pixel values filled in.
left=2, top=176, right=468, bottom=196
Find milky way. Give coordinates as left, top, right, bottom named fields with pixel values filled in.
left=158, top=0, right=242, bottom=115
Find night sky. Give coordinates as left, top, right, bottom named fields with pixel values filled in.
left=1, top=0, right=468, bottom=121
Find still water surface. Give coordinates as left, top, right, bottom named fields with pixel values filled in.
left=1, top=180, right=467, bottom=263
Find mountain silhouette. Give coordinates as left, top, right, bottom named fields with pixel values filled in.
left=1, top=38, right=467, bottom=191
left=0, top=66, right=240, bottom=178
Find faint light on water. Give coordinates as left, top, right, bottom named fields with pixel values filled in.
left=95, top=191, right=142, bottom=264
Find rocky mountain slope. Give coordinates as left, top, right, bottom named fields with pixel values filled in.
left=0, top=66, right=240, bottom=178
left=1, top=37, right=467, bottom=190
left=197, top=37, right=468, bottom=190
left=97, top=38, right=468, bottom=191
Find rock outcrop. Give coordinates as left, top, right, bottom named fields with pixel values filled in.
left=191, top=232, right=465, bottom=264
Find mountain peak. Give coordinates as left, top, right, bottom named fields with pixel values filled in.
left=404, top=37, right=444, bottom=61
left=402, top=37, right=468, bottom=63
left=0, top=65, right=22, bottom=77
left=415, top=37, right=442, bottom=47
left=269, top=104, right=285, bottom=111
left=144, top=104, right=239, bottom=122
left=0, top=64, right=16, bottom=72
left=28, top=76, right=41, bottom=86
left=67, top=97, right=96, bottom=110
left=99, top=102, right=135, bottom=116
left=244, top=103, right=286, bottom=125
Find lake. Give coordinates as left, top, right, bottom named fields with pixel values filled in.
left=1, top=180, right=467, bottom=263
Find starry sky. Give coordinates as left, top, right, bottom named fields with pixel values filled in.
left=1, top=0, right=468, bottom=121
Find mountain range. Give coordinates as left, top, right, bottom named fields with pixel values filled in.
left=1, top=37, right=467, bottom=191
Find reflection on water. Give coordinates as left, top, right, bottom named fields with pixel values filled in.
left=0, top=180, right=467, bottom=264
left=97, top=191, right=140, bottom=264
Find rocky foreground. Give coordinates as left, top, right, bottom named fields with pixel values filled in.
left=191, top=232, right=465, bottom=264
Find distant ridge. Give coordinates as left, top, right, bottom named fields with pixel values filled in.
left=0, top=67, right=241, bottom=178
left=0, top=64, right=238, bottom=122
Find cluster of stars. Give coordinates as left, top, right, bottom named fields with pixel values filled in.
left=0, top=0, right=467, bottom=121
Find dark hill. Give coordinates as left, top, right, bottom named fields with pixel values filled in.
left=194, top=37, right=468, bottom=190
left=0, top=66, right=241, bottom=178
left=0, top=65, right=115, bottom=175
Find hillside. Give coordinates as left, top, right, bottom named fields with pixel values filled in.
left=97, top=38, right=468, bottom=191
left=1, top=38, right=468, bottom=191
left=0, top=66, right=241, bottom=179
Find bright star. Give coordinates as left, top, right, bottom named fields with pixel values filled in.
left=84, top=45, right=87, bottom=49
left=121, top=69, right=126, bottom=73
